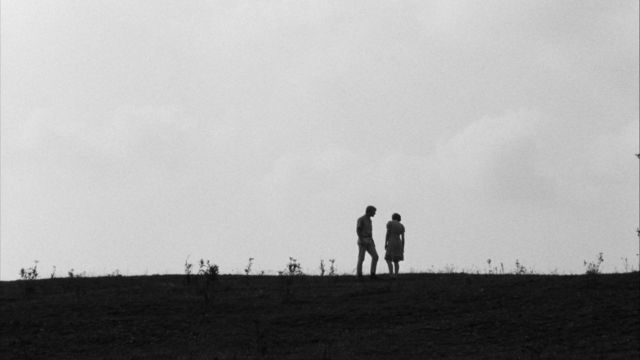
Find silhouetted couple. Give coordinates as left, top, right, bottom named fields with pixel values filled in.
left=356, top=205, right=405, bottom=279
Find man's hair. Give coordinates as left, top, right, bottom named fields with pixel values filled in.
left=365, top=205, right=377, bottom=215
left=392, top=213, right=401, bottom=221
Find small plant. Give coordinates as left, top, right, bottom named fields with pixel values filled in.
left=198, top=259, right=219, bottom=280
left=485, top=259, right=503, bottom=274
left=328, top=259, right=337, bottom=276
left=514, top=259, right=529, bottom=275
left=584, top=252, right=604, bottom=275
left=198, top=259, right=219, bottom=303
left=50, top=266, right=56, bottom=279
left=245, top=257, right=254, bottom=275
left=108, top=269, right=121, bottom=277
left=281, top=257, right=303, bottom=276
left=67, top=268, right=85, bottom=278
left=20, top=260, right=39, bottom=280
left=184, top=256, right=193, bottom=284
left=319, top=259, right=325, bottom=276
left=290, top=257, right=302, bottom=275
left=442, top=264, right=456, bottom=273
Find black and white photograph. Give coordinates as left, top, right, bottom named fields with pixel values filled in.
left=1, top=1, right=638, bottom=358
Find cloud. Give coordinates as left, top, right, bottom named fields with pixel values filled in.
left=544, top=119, right=637, bottom=205
left=434, top=109, right=555, bottom=204
left=258, top=145, right=364, bottom=214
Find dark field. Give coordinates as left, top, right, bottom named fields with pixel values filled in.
left=1, top=272, right=638, bottom=359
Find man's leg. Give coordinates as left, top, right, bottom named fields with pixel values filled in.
left=357, top=244, right=366, bottom=277
left=367, top=245, right=379, bottom=276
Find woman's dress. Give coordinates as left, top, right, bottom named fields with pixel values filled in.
left=384, top=220, right=405, bottom=262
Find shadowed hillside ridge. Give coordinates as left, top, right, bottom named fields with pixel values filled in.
left=1, top=273, right=638, bottom=359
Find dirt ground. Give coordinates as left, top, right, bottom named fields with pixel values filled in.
left=1, top=272, right=638, bottom=359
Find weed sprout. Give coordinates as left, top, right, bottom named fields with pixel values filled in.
left=584, top=252, right=604, bottom=275
left=20, top=260, right=39, bottom=280
left=184, top=256, right=193, bottom=284
left=514, top=259, right=529, bottom=275
left=279, top=257, right=304, bottom=276
left=245, top=258, right=254, bottom=275
left=328, top=259, right=337, bottom=276
left=197, top=259, right=219, bottom=305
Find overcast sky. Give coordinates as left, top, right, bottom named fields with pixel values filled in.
left=1, top=0, right=638, bottom=279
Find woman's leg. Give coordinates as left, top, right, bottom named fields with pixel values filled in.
left=386, top=260, right=393, bottom=274
left=394, top=261, right=400, bottom=276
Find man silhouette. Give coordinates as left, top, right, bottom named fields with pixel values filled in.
left=356, top=205, right=379, bottom=279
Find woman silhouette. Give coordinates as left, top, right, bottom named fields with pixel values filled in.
left=384, top=213, right=405, bottom=278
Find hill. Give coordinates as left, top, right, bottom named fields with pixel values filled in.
left=1, top=272, right=638, bottom=359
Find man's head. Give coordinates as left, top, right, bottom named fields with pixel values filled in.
left=392, top=213, right=401, bottom=222
left=365, top=205, right=377, bottom=217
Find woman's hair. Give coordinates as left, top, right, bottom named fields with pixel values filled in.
left=392, top=213, right=401, bottom=221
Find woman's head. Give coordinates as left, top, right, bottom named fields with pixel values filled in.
left=392, top=213, right=401, bottom=221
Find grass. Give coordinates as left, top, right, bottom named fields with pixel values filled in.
left=1, top=272, right=638, bottom=359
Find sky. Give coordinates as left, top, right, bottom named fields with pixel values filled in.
left=1, top=0, right=638, bottom=279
